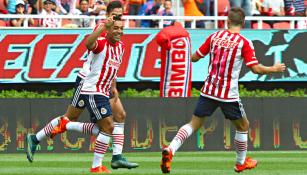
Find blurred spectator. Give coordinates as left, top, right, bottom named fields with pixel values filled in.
left=128, top=0, right=145, bottom=15
left=10, top=0, right=34, bottom=26
left=251, top=0, right=262, bottom=15
left=158, top=0, right=173, bottom=27
left=6, top=0, right=35, bottom=14
left=284, top=0, right=306, bottom=16
left=39, top=0, right=60, bottom=27
left=55, top=0, right=77, bottom=14
left=72, top=0, right=95, bottom=27
left=93, top=0, right=107, bottom=16
left=28, top=0, right=39, bottom=14
left=228, top=0, right=251, bottom=28
left=6, top=0, right=19, bottom=14
left=138, top=0, right=154, bottom=27
left=262, top=0, right=284, bottom=16
left=182, top=0, right=205, bottom=28
left=139, top=0, right=161, bottom=28
left=261, top=0, right=284, bottom=28
left=204, top=0, right=214, bottom=16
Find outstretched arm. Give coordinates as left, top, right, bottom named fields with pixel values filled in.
left=191, top=53, right=202, bottom=62
left=250, top=62, right=286, bottom=74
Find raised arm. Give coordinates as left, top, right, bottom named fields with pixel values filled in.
left=85, top=16, right=114, bottom=50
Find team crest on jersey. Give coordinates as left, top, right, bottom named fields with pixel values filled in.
left=101, top=107, right=107, bottom=115
left=78, top=100, right=84, bottom=107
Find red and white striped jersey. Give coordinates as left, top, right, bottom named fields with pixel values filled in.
left=78, top=23, right=107, bottom=79
left=80, top=37, right=125, bottom=97
left=196, top=30, right=259, bottom=102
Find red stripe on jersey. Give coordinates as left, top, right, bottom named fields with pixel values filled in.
left=96, top=44, right=109, bottom=92
left=224, top=38, right=242, bottom=98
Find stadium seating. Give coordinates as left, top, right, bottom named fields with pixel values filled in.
left=0, top=19, right=6, bottom=26
left=61, top=19, right=78, bottom=28
left=252, top=22, right=271, bottom=29
left=30, top=19, right=40, bottom=27
left=273, top=22, right=291, bottom=29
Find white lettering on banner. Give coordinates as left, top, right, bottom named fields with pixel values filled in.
left=166, top=38, right=189, bottom=97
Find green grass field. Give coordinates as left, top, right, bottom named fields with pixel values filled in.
left=0, top=151, right=306, bottom=175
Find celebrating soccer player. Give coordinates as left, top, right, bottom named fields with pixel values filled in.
left=25, top=1, right=138, bottom=172
left=160, top=7, right=286, bottom=174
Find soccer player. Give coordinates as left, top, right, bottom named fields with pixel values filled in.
left=25, top=0, right=138, bottom=170
left=160, top=7, right=286, bottom=173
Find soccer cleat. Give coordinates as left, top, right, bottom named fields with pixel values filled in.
left=160, top=147, right=173, bottom=174
left=25, top=134, right=38, bottom=163
left=234, top=157, right=257, bottom=173
left=90, top=165, right=111, bottom=173
left=50, top=117, right=70, bottom=139
left=111, top=154, right=139, bottom=169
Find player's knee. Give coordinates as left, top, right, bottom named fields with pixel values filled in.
left=238, top=120, right=249, bottom=131
left=105, top=123, right=114, bottom=134
left=114, top=110, right=126, bottom=122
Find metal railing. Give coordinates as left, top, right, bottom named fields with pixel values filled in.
left=0, top=14, right=306, bottom=29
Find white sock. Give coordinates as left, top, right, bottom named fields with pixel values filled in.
left=112, top=122, right=125, bottom=155
left=66, top=122, right=99, bottom=136
left=168, top=124, right=193, bottom=155
left=92, top=132, right=111, bottom=168
left=36, top=117, right=60, bottom=141
left=234, top=131, right=248, bottom=165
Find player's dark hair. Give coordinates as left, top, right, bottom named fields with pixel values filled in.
left=228, top=7, right=245, bottom=27
left=106, top=1, right=123, bottom=14
left=79, top=0, right=89, bottom=4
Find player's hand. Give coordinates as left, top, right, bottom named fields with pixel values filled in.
left=273, top=61, right=286, bottom=72
left=105, top=15, right=114, bottom=29
left=111, top=87, right=119, bottom=103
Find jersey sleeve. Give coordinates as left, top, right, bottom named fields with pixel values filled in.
left=92, top=37, right=107, bottom=54
left=195, top=34, right=213, bottom=58
left=242, top=39, right=259, bottom=67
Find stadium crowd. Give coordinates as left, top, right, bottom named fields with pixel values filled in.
left=0, top=0, right=306, bottom=28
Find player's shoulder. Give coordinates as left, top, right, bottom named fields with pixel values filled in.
left=237, top=33, right=252, bottom=43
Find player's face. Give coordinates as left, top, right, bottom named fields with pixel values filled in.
left=106, top=8, right=123, bottom=19
left=109, top=21, right=124, bottom=42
